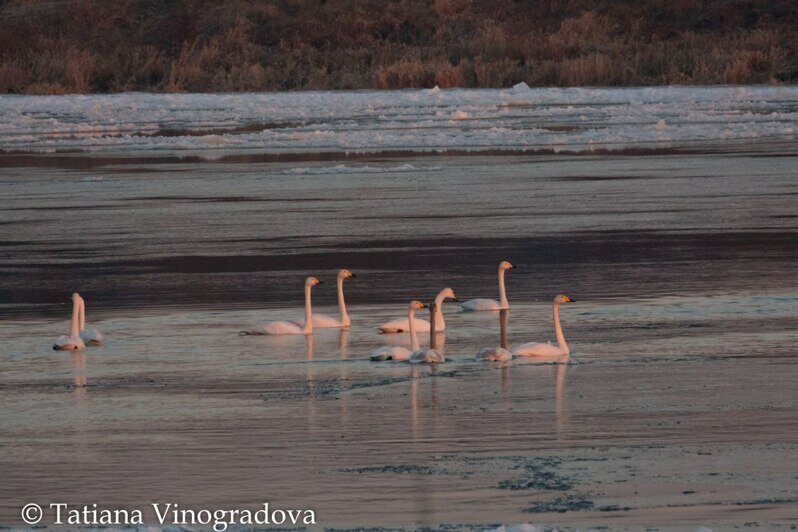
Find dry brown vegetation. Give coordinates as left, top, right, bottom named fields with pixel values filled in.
left=1, top=0, right=796, bottom=94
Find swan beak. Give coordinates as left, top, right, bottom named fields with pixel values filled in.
left=350, top=273, right=357, bottom=278
left=317, top=280, right=324, bottom=285
left=567, top=296, right=575, bottom=303
left=452, top=297, right=459, bottom=302
left=420, top=303, right=427, bottom=308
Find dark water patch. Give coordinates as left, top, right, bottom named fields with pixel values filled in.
left=597, top=504, right=632, bottom=512
left=341, top=465, right=445, bottom=475
left=141, top=122, right=302, bottom=138
left=524, top=495, right=594, bottom=513
left=496, top=457, right=576, bottom=491
left=4, top=230, right=796, bottom=318
left=126, top=195, right=357, bottom=204
left=0, top=146, right=729, bottom=170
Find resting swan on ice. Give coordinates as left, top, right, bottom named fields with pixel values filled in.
left=379, top=288, right=457, bottom=333
left=461, top=261, right=514, bottom=311
left=369, top=300, right=426, bottom=361
left=53, top=293, right=85, bottom=350
left=514, top=294, right=575, bottom=357
left=294, top=269, right=355, bottom=328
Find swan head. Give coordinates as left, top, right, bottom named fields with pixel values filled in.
left=409, top=300, right=427, bottom=310
left=338, top=269, right=356, bottom=280
left=554, top=294, right=574, bottom=304
left=306, top=276, right=323, bottom=286
left=436, top=287, right=458, bottom=302
left=499, top=260, right=515, bottom=271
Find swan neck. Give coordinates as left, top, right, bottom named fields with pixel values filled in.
left=499, top=310, right=508, bottom=350
left=303, top=283, right=313, bottom=333
left=429, top=303, right=438, bottom=349
left=498, top=268, right=508, bottom=308
left=408, top=306, right=419, bottom=352
left=433, top=293, right=446, bottom=330
left=70, top=298, right=80, bottom=337
left=553, top=303, right=569, bottom=354
left=79, top=297, right=85, bottom=331
left=337, top=276, right=350, bottom=326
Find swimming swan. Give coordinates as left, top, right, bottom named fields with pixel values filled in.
left=476, top=309, right=513, bottom=362
left=251, top=277, right=323, bottom=335
left=370, top=300, right=426, bottom=361
left=409, top=302, right=445, bottom=363
left=53, top=293, right=85, bottom=350
left=77, top=294, right=104, bottom=345
left=461, top=261, right=514, bottom=311
left=295, top=269, right=355, bottom=328
left=514, top=294, right=575, bottom=357
left=379, top=288, right=457, bottom=333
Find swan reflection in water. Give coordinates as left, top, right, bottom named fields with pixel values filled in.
left=71, top=351, right=88, bottom=397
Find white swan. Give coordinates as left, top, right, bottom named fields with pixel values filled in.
left=370, top=300, right=426, bottom=361
left=476, top=309, right=513, bottom=362
left=379, top=288, right=457, bottom=333
left=461, top=260, right=514, bottom=311
left=251, top=277, right=322, bottom=335
left=295, top=269, right=355, bottom=328
left=53, top=293, right=85, bottom=350
left=77, top=295, right=104, bottom=346
left=409, top=302, right=445, bottom=364
left=514, top=294, right=575, bottom=357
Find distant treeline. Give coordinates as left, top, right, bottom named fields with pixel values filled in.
left=1, top=0, right=797, bottom=94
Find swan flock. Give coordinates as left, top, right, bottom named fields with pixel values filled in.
left=52, top=261, right=577, bottom=365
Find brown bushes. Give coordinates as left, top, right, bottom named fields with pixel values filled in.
left=0, top=0, right=796, bottom=94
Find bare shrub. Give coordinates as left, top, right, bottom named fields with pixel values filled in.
left=434, top=0, right=472, bottom=18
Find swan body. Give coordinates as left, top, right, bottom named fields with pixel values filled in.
left=408, top=302, right=445, bottom=364
left=475, top=347, right=513, bottom=362
left=513, top=341, right=564, bottom=357
left=461, top=261, right=514, bottom=311
left=476, top=309, right=512, bottom=362
left=295, top=269, right=355, bottom=328
left=378, top=316, right=434, bottom=333
left=409, top=347, right=445, bottom=364
left=371, top=301, right=425, bottom=361
left=251, top=277, right=322, bottom=335
left=77, top=295, right=104, bottom=345
left=54, top=293, right=85, bottom=350
left=369, top=345, right=413, bottom=362
left=461, top=298, right=504, bottom=311
left=379, top=288, right=457, bottom=333
left=514, top=294, right=574, bottom=357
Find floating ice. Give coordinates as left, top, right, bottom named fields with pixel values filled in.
left=0, top=86, right=796, bottom=154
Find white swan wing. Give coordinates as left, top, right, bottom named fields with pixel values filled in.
left=476, top=347, right=513, bottom=362
left=379, top=317, right=431, bottom=333
left=369, top=346, right=412, bottom=361
left=80, top=327, right=104, bottom=345
left=54, top=334, right=85, bottom=350
left=513, top=341, right=564, bottom=357
left=460, top=298, right=504, bottom=311
left=260, top=320, right=305, bottom=335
